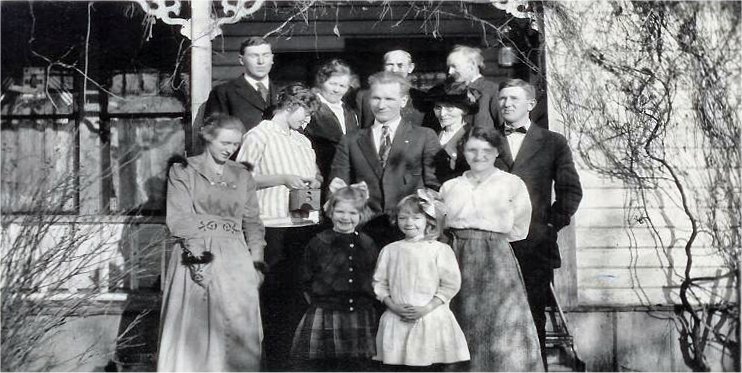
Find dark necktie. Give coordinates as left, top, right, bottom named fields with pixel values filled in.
left=378, top=124, right=392, bottom=167
left=504, top=125, right=527, bottom=136
left=256, top=82, right=269, bottom=102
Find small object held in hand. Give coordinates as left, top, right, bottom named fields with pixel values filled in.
left=253, top=261, right=269, bottom=273
left=289, top=188, right=321, bottom=212
left=181, top=246, right=214, bottom=265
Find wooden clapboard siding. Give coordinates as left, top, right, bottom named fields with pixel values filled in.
left=578, top=267, right=732, bottom=289
left=576, top=223, right=715, bottom=249
left=578, top=247, right=725, bottom=269
left=573, top=168, right=732, bottom=306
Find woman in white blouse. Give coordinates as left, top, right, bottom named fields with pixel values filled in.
left=439, top=126, right=543, bottom=372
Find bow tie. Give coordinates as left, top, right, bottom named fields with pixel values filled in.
left=504, top=126, right=527, bottom=136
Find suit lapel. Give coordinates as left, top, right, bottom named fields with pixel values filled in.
left=344, top=103, right=359, bottom=133
left=317, top=103, right=344, bottom=141
left=269, top=81, right=279, bottom=107
left=442, top=125, right=467, bottom=158
left=387, top=120, right=412, bottom=168
left=357, top=130, right=383, bottom=178
left=232, top=77, right=266, bottom=110
left=512, top=125, right=545, bottom=171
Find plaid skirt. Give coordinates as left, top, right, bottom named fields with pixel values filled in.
left=290, top=305, right=378, bottom=360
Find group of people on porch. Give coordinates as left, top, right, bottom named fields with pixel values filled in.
left=156, top=36, right=583, bottom=372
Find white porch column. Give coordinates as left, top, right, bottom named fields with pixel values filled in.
left=190, top=0, right=212, bottom=131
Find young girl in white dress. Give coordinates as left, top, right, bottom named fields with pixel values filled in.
left=372, top=189, right=470, bottom=368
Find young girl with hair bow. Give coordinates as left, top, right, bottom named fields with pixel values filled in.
left=372, top=189, right=470, bottom=369
left=290, top=178, right=381, bottom=371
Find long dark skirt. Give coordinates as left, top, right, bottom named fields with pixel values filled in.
left=448, top=229, right=543, bottom=372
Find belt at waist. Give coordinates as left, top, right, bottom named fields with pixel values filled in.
left=449, top=228, right=507, bottom=240
left=168, top=214, right=243, bottom=240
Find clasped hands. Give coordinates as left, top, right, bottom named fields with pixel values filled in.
left=384, top=296, right=443, bottom=323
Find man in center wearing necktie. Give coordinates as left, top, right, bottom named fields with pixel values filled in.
left=330, top=71, right=441, bottom=247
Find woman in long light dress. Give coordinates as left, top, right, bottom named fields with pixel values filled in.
left=440, top=126, right=543, bottom=372
left=157, top=114, right=266, bottom=372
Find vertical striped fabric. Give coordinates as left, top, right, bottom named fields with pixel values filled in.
left=236, top=120, right=319, bottom=227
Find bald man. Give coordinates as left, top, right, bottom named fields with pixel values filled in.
left=356, top=49, right=429, bottom=128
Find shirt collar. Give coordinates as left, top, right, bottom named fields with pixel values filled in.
left=317, top=93, right=344, bottom=111
left=508, top=119, right=532, bottom=131
left=243, top=74, right=269, bottom=90
left=441, top=120, right=466, bottom=134
left=468, top=74, right=484, bottom=85
left=372, top=115, right=402, bottom=132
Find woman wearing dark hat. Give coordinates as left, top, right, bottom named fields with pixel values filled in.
left=430, top=82, right=479, bottom=183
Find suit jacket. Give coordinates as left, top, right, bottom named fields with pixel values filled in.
left=304, top=102, right=360, bottom=194
left=204, top=76, right=278, bottom=132
left=495, top=125, right=582, bottom=269
left=330, top=119, right=441, bottom=217
left=355, top=88, right=428, bottom=129
left=468, top=76, right=501, bottom=130
left=433, top=124, right=470, bottom=184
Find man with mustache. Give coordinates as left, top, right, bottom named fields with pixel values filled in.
left=205, top=37, right=277, bottom=133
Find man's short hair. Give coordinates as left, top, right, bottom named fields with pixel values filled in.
left=240, top=37, right=270, bottom=54
left=367, top=71, right=411, bottom=97
left=450, top=45, right=485, bottom=70
left=383, top=50, right=413, bottom=64
left=500, top=79, right=536, bottom=100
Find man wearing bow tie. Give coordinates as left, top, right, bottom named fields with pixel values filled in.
left=331, top=71, right=441, bottom=246
left=495, top=79, right=583, bottom=370
left=204, top=37, right=277, bottom=133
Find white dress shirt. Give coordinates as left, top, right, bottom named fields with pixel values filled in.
left=243, top=74, right=270, bottom=96
left=371, top=116, right=402, bottom=153
left=506, top=120, right=531, bottom=160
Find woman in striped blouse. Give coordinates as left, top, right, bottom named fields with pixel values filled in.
left=235, top=82, right=323, bottom=371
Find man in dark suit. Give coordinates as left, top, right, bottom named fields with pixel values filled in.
left=430, top=45, right=500, bottom=131
left=332, top=71, right=441, bottom=246
left=204, top=37, right=277, bottom=132
left=495, top=79, right=583, bottom=370
left=356, top=50, right=428, bottom=128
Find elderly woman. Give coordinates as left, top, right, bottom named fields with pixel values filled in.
left=304, top=59, right=359, bottom=200
left=235, top=82, right=322, bottom=371
left=439, top=126, right=543, bottom=372
left=429, top=82, right=477, bottom=183
left=158, top=114, right=266, bottom=371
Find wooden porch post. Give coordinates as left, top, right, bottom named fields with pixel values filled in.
left=190, top=0, right=212, bottom=148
